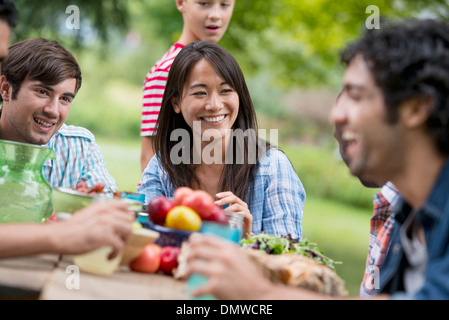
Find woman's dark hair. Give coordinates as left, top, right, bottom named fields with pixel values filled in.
left=341, top=18, right=449, bottom=154
left=1, top=38, right=82, bottom=99
left=154, top=41, right=270, bottom=200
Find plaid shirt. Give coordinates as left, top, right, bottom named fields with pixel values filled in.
left=43, top=124, right=117, bottom=192
left=138, top=148, right=305, bottom=239
left=360, top=182, right=400, bottom=297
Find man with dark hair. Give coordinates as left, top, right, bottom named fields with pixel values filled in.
left=0, top=38, right=117, bottom=191
left=183, top=18, right=449, bottom=300
left=0, top=1, right=133, bottom=260
left=335, top=18, right=449, bottom=299
left=333, top=93, right=400, bottom=297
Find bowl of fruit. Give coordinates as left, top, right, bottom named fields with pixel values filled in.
left=142, top=187, right=230, bottom=248
left=143, top=222, right=192, bottom=248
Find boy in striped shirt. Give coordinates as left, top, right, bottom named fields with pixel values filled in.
left=140, top=0, right=235, bottom=172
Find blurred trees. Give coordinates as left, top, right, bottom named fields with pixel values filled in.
left=12, top=0, right=129, bottom=47
left=12, top=0, right=449, bottom=88
left=223, top=0, right=449, bottom=88
left=130, top=0, right=449, bottom=88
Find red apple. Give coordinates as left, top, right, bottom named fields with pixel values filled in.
left=147, top=196, right=175, bottom=225
left=204, top=204, right=229, bottom=224
left=173, top=187, right=194, bottom=206
left=75, top=181, right=88, bottom=193
left=93, top=182, right=105, bottom=193
left=129, top=243, right=161, bottom=273
left=158, top=246, right=181, bottom=275
left=181, top=190, right=215, bottom=219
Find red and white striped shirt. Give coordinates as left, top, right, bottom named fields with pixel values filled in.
left=141, top=43, right=185, bottom=136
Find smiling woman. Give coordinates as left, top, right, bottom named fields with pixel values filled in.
left=138, top=41, right=306, bottom=240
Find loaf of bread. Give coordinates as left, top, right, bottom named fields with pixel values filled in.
left=242, top=248, right=347, bottom=297
left=174, top=242, right=347, bottom=297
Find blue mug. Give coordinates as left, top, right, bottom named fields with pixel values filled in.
left=187, top=221, right=241, bottom=300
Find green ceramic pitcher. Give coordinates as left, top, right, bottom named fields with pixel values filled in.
left=0, top=139, right=56, bottom=223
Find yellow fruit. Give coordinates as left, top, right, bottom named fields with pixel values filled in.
left=165, top=206, right=202, bottom=232
left=132, top=221, right=142, bottom=232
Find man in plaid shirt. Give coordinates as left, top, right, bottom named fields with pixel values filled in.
left=360, top=182, right=399, bottom=296
left=184, top=18, right=449, bottom=300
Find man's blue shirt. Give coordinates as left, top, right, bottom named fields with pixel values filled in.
left=379, top=158, right=449, bottom=299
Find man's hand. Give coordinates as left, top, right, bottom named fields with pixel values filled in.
left=52, top=200, right=134, bottom=258
left=185, top=234, right=272, bottom=300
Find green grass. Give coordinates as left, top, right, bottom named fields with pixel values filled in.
left=97, top=137, right=372, bottom=297
left=302, top=195, right=371, bottom=296
left=96, top=137, right=142, bottom=192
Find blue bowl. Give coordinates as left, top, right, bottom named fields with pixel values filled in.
left=142, top=221, right=193, bottom=248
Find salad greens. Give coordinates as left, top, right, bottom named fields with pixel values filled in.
left=240, top=233, right=340, bottom=270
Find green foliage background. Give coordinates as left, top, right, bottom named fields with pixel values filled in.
left=12, top=0, right=449, bottom=89
left=10, top=0, right=444, bottom=213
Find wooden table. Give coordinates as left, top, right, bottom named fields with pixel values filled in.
left=0, top=254, right=60, bottom=299
left=0, top=254, right=187, bottom=300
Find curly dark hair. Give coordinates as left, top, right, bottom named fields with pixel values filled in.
left=341, top=18, right=449, bottom=154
